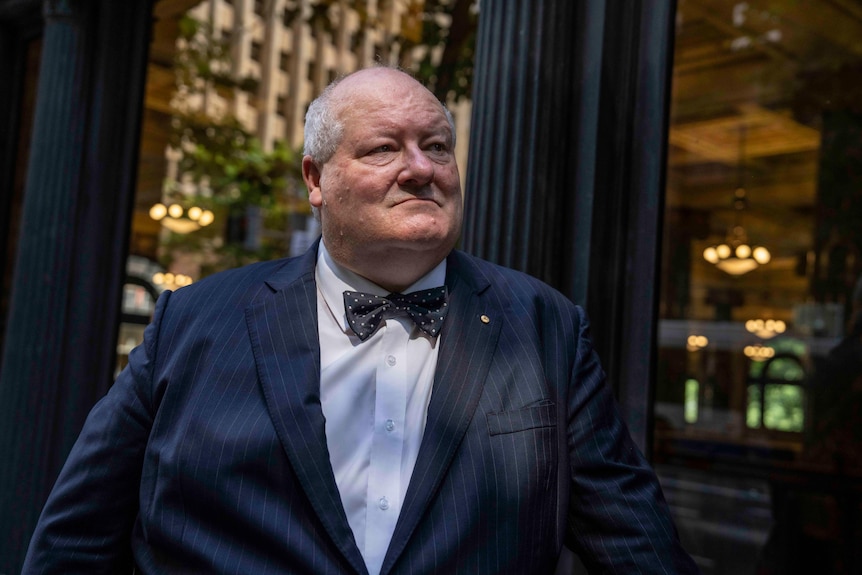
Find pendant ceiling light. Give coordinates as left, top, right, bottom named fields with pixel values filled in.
left=703, top=125, right=771, bottom=276
left=149, top=202, right=215, bottom=234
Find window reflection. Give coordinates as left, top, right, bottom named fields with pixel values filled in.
left=115, top=256, right=166, bottom=377
left=657, top=0, right=862, bottom=572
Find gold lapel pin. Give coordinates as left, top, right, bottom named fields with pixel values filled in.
left=480, top=314, right=490, bottom=324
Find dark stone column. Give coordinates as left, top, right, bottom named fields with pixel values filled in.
left=586, top=0, right=677, bottom=453
left=463, top=0, right=677, bottom=453
left=0, top=0, right=153, bottom=570
left=0, top=1, right=93, bottom=563
left=463, top=0, right=589, bottom=289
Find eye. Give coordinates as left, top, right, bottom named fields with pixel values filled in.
left=370, top=144, right=393, bottom=153
left=426, top=142, right=450, bottom=155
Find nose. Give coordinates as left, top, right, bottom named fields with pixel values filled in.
left=397, top=145, right=434, bottom=188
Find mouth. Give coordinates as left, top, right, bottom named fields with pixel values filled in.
left=394, top=196, right=441, bottom=207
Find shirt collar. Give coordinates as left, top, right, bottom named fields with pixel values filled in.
left=316, top=240, right=448, bottom=333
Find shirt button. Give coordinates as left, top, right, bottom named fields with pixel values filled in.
left=386, top=355, right=397, bottom=366
left=378, top=496, right=390, bottom=511
left=384, top=419, right=395, bottom=432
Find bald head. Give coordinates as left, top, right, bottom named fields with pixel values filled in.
left=303, top=67, right=456, bottom=166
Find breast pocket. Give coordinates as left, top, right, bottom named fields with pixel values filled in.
left=483, top=402, right=559, bottom=533
left=486, top=402, right=556, bottom=435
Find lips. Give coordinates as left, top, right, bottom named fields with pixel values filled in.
left=392, top=194, right=442, bottom=207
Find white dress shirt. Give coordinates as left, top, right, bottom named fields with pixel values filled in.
left=315, top=241, right=444, bottom=575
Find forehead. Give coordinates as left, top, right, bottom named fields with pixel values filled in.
left=333, top=71, right=450, bottom=134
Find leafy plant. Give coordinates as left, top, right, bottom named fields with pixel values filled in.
left=161, top=16, right=305, bottom=275
left=290, top=0, right=478, bottom=102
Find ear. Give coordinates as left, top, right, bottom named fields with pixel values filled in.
left=302, top=155, right=323, bottom=208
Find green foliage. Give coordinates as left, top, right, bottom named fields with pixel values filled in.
left=174, top=16, right=244, bottom=99
left=163, top=15, right=305, bottom=275
left=399, top=0, right=478, bottom=102
left=684, top=378, right=699, bottom=423
left=747, top=338, right=807, bottom=381
left=298, top=0, right=478, bottom=102
left=169, top=119, right=299, bottom=209
left=747, top=384, right=805, bottom=432
left=746, top=340, right=807, bottom=432
left=747, top=385, right=762, bottom=428
left=763, top=384, right=805, bottom=432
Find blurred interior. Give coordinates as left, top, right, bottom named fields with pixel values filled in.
left=655, top=1, right=862, bottom=572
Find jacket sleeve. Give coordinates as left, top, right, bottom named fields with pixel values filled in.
left=21, top=290, right=173, bottom=575
left=564, top=306, right=700, bottom=574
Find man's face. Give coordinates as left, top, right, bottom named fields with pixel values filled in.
left=304, top=70, right=463, bottom=274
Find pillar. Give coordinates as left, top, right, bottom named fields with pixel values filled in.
left=0, top=1, right=153, bottom=570
left=462, top=0, right=677, bottom=452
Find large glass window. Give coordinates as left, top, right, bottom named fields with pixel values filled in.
left=656, top=1, right=862, bottom=572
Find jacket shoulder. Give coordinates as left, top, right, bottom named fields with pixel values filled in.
left=449, top=250, right=581, bottom=315
left=165, top=252, right=311, bottom=312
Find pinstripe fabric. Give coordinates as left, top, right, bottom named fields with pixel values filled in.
left=22, top=244, right=697, bottom=574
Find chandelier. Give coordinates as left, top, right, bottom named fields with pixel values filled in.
left=686, top=334, right=709, bottom=352
left=149, top=202, right=215, bottom=234
left=745, top=318, right=786, bottom=339
left=744, top=344, right=775, bottom=362
left=703, top=125, right=771, bottom=276
left=153, top=271, right=194, bottom=290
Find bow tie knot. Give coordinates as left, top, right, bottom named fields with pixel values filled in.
left=343, top=286, right=449, bottom=341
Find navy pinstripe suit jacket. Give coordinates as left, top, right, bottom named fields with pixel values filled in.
left=23, top=245, right=698, bottom=574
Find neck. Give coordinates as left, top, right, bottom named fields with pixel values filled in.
left=326, top=243, right=448, bottom=293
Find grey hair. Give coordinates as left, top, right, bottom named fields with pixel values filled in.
left=303, top=77, right=347, bottom=164
left=302, top=66, right=457, bottom=165
left=442, top=105, right=457, bottom=149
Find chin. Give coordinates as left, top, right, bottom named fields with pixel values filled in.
left=394, top=229, right=459, bottom=253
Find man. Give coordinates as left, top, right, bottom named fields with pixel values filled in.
left=23, top=67, right=697, bottom=574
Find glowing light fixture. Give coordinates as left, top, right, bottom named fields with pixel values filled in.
left=744, top=344, right=775, bottom=361
left=686, top=335, right=709, bottom=351
left=745, top=318, right=787, bottom=339
left=703, top=125, right=771, bottom=276
left=153, top=272, right=194, bottom=290
left=149, top=202, right=214, bottom=234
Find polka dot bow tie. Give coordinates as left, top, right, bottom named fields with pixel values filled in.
left=343, top=286, right=449, bottom=341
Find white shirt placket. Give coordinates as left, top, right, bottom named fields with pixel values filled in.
left=363, top=317, right=410, bottom=574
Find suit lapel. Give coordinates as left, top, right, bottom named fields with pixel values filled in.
left=246, top=247, right=368, bottom=575
left=381, top=252, right=503, bottom=575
